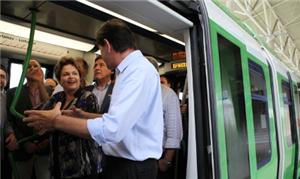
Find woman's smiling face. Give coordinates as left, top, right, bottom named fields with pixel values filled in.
left=59, top=64, right=81, bottom=94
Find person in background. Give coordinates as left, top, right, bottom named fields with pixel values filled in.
left=45, top=78, right=58, bottom=94
left=160, top=75, right=171, bottom=88
left=146, top=57, right=183, bottom=179
left=85, top=56, right=114, bottom=114
left=1, top=64, right=15, bottom=179
left=75, top=57, right=89, bottom=87
left=52, top=57, right=89, bottom=94
left=40, top=57, right=102, bottom=179
left=62, top=56, right=114, bottom=119
left=6, top=59, right=50, bottom=179
left=0, top=64, right=8, bottom=93
left=24, top=18, right=163, bottom=179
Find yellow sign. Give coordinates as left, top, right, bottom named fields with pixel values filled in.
left=171, top=62, right=187, bottom=69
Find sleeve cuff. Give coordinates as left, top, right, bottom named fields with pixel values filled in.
left=164, top=138, right=181, bottom=149
left=87, top=118, right=105, bottom=145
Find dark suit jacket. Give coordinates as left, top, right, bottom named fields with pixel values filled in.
left=6, top=85, right=50, bottom=161
left=85, top=83, right=114, bottom=114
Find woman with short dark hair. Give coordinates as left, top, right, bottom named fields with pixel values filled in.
left=41, top=57, right=102, bottom=179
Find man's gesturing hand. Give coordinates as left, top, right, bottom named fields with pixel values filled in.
left=24, top=102, right=62, bottom=134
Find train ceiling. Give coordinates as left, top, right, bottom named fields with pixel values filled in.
left=216, top=0, right=300, bottom=75
left=1, top=1, right=192, bottom=62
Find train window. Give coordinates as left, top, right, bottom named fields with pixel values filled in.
left=218, top=34, right=250, bottom=179
left=298, top=89, right=300, bottom=133
left=9, top=62, right=46, bottom=88
left=281, top=80, right=296, bottom=146
left=294, top=85, right=300, bottom=138
left=248, top=61, right=271, bottom=168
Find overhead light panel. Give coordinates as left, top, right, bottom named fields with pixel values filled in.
left=160, top=34, right=185, bottom=46
left=76, top=0, right=185, bottom=45
left=0, top=20, right=94, bottom=52
left=76, top=0, right=157, bottom=33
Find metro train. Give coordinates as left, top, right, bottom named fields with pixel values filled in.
left=1, top=1, right=300, bottom=179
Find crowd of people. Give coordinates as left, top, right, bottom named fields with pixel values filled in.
left=1, top=18, right=184, bottom=179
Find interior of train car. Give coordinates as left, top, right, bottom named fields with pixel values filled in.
left=1, top=1, right=198, bottom=179
left=2, top=1, right=300, bottom=179
left=1, top=1, right=186, bottom=85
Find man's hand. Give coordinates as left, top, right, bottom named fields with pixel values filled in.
left=180, top=104, right=187, bottom=114
left=158, top=158, right=172, bottom=172
left=5, top=133, right=19, bottom=151
left=24, top=102, right=62, bottom=133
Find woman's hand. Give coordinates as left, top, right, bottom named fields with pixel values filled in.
left=62, top=107, right=84, bottom=118
left=62, top=108, right=102, bottom=119
left=5, top=133, right=19, bottom=151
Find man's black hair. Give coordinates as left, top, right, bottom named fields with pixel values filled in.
left=96, top=18, right=136, bottom=53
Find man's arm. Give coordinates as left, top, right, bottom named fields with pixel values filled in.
left=62, top=108, right=102, bottom=119
left=164, top=89, right=183, bottom=149
left=54, top=115, right=91, bottom=138
left=6, top=89, right=27, bottom=141
left=24, top=102, right=91, bottom=138
left=159, top=149, right=176, bottom=172
left=3, top=102, right=19, bottom=151
left=3, top=91, right=18, bottom=151
left=159, top=88, right=182, bottom=171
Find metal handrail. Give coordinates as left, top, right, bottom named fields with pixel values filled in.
left=8, top=10, right=37, bottom=179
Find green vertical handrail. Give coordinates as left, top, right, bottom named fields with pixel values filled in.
left=9, top=10, right=36, bottom=119
left=8, top=152, right=19, bottom=179
left=8, top=10, right=37, bottom=179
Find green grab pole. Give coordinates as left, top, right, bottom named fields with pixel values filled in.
left=9, top=10, right=37, bottom=119
left=8, top=10, right=37, bottom=179
left=8, top=152, right=19, bottom=179
left=17, top=134, right=39, bottom=146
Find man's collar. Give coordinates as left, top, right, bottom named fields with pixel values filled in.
left=116, top=50, right=143, bottom=74
left=95, top=80, right=111, bottom=90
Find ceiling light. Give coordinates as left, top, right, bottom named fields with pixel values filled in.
left=76, top=0, right=185, bottom=45
left=76, top=0, right=157, bottom=33
left=160, top=34, right=185, bottom=46
left=0, top=20, right=94, bottom=52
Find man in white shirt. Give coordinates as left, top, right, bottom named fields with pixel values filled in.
left=24, top=19, right=163, bottom=179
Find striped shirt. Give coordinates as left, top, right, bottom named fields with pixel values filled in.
left=161, top=85, right=183, bottom=149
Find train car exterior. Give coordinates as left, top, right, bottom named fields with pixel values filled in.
left=203, top=1, right=300, bottom=179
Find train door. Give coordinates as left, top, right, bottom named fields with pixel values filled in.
left=294, top=83, right=300, bottom=178
left=209, top=20, right=278, bottom=179
left=245, top=54, right=278, bottom=178
left=277, top=75, right=297, bottom=179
